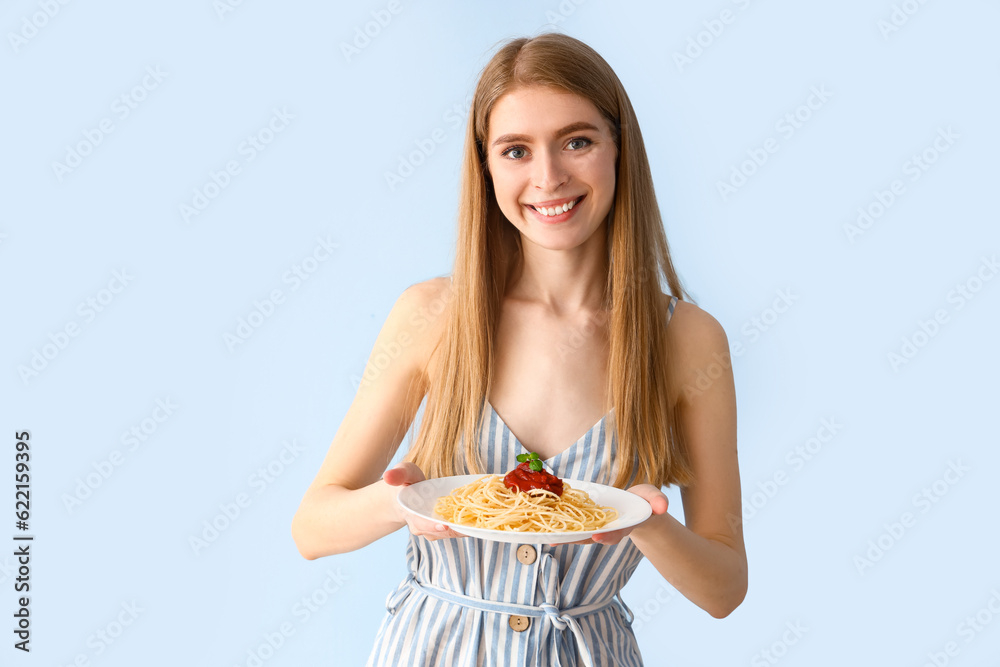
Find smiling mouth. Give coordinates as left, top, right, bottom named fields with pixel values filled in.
left=527, top=195, right=585, bottom=217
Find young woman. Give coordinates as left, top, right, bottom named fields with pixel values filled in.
left=292, top=32, right=746, bottom=666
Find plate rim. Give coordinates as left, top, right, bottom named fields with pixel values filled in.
left=396, top=474, right=652, bottom=544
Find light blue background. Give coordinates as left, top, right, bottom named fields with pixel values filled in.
left=2, top=0, right=998, bottom=665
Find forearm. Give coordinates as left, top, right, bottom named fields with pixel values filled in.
left=292, top=479, right=403, bottom=559
left=628, top=511, right=747, bottom=618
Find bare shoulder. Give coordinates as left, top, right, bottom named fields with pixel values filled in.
left=402, top=276, right=453, bottom=330
left=391, top=276, right=453, bottom=383
left=667, top=297, right=729, bottom=350
left=663, top=296, right=733, bottom=404
left=405, top=275, right=453, bottom=304
left=296, top=276, right=452, bottom=493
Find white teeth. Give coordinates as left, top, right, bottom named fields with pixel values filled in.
left=534, top=199, right=577, bottom=217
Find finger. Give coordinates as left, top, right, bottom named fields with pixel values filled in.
left=408, top=518, right=444, bottom=534
left=415, top=521, right=465, bottom=539
left=382, top=465, right=407, bottom=486
left=628, top=484, right=669, bottom=514
left=384, top=462, right=423, bottom=486
left=592, top=530, right=626, bottom=544
left=437, top=524, right=467, bottom=538
left=649, top=494, right=669, bottom=515
left=420, top=528, right=466, bottom=540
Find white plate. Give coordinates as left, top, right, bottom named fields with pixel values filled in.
left=396, top=474, right=652, bottom=544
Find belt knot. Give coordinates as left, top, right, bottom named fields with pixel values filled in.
left=539, top=603, right=568, bottom=630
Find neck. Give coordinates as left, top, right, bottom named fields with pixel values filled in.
left=506, top=228, right=609, bottom=315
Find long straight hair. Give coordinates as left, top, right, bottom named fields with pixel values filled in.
left=403, top=33, right=694, bottom=489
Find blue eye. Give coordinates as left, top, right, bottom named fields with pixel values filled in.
left=501, top=146, right=527, bottom=159
left=567, top=137, right=592, bottom=150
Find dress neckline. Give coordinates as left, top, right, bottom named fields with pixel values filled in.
left=482, top=295, right=676, bottom=465
left=487, top=401, right=613, bottom=464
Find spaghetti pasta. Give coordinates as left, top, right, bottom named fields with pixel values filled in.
left=433, top=474, right=619, bottom=532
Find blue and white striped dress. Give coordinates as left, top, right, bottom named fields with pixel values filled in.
left=367, top=297, right=679, bottom=667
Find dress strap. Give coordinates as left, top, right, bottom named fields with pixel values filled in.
left=667, top=295, right=678, bottom=323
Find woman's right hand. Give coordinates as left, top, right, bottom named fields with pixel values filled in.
left=383, top=462, right=467, bottom=541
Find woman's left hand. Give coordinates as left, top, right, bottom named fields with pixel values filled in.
left=551, top=484, right=669, bottom=547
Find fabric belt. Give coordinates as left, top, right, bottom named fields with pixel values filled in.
left=384, top=552, right=635, bottom=667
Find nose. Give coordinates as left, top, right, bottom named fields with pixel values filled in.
left=532, top=149, right=568, bottom=192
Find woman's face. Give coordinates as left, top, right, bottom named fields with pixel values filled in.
left=485, top=85, right=617, bottom=252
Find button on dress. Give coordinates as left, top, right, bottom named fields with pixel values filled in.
left=366, top=297, right=679, bottom=667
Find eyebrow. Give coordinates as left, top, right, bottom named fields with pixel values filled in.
left=490, top=121, right=602, bottom=148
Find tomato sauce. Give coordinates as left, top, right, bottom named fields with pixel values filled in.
left=503, top=461, right=564, bottom=496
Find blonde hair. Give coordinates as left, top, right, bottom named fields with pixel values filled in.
left=403, top=32, right=694, bottom=489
